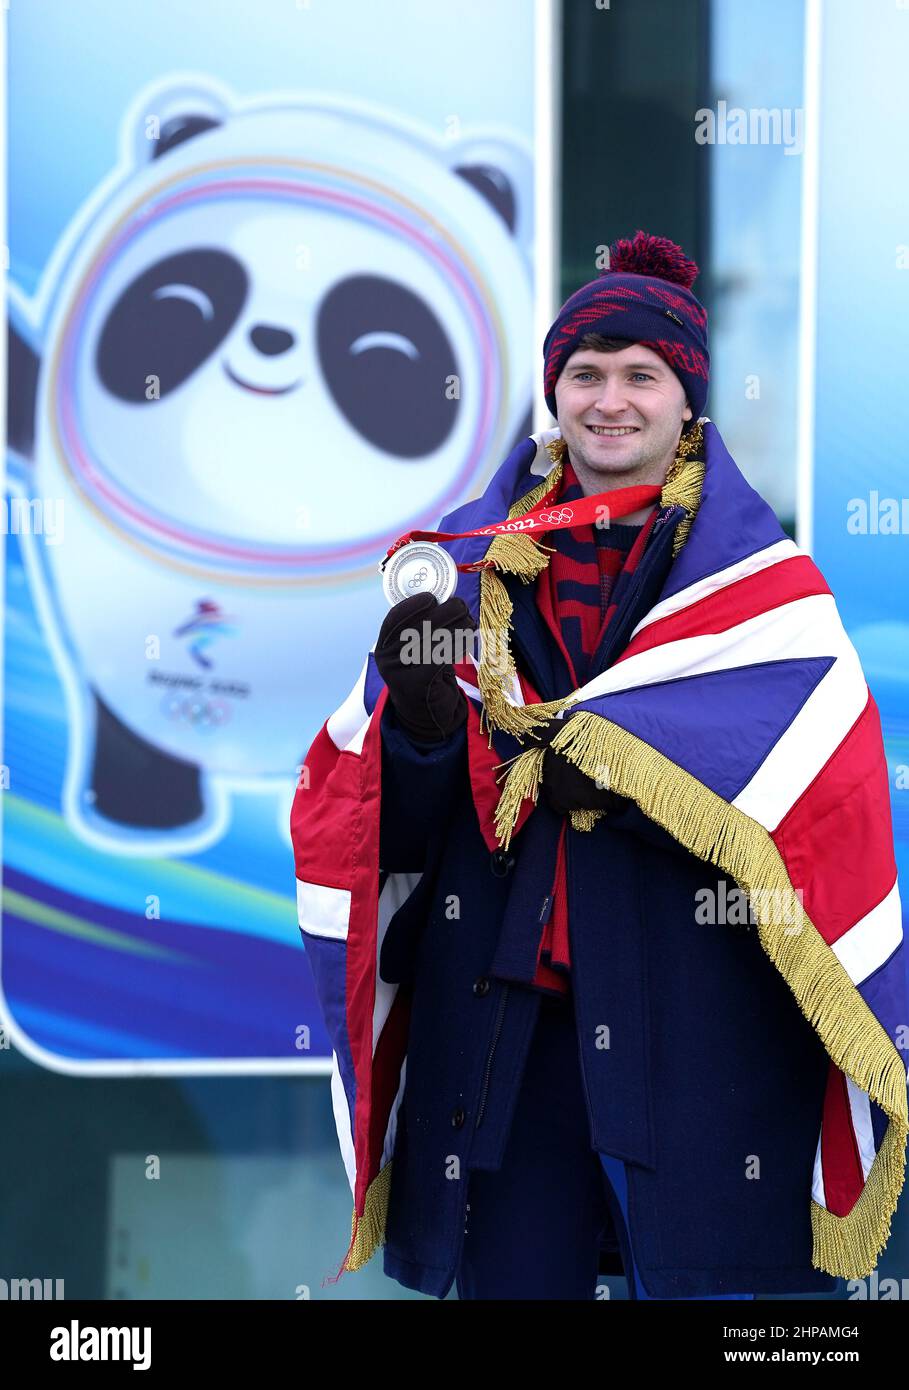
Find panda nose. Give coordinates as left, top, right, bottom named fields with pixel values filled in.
left=249, top=324, right=296, bottom=356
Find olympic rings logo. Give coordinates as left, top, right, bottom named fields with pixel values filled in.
left=160, top=694, right=230, bottom=731
left=538, top=507, right=574, bottom=525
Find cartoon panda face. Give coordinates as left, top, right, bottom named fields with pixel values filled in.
left=97, top=249, right=460, bottom=457
left=79, top=203, right=479, bottom=546
left=30, top=92, right=532, bottom=584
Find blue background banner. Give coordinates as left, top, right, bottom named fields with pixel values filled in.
left=809, top=0, right=909, bottom=904
left=3, top=0, right=535, bottom=1070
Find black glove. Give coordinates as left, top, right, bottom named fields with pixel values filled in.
left=374, top=592, right=475, bottom=743
left=535, top=714, right=630, bottom=817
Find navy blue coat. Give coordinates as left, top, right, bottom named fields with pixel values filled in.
left=376, top=510, right=838, bottom=1299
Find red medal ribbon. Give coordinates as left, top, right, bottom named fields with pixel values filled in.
left=381, top=480, right=662, bottom=572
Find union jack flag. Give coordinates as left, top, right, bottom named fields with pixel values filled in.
left=290, top=418, right=908, bottom=1282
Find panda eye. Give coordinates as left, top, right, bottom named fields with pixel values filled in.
left=152, top=283, right=216, bottom=321
left=350, top=331, right=418, bottom=360
left=96, top=248, right=248, bottom=402
left=317, top=272, right=460, bottom=458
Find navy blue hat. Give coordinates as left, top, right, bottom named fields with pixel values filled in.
left=543, top=231, right=710, bottom=420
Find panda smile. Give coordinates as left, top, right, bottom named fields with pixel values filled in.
left=224, top=362, right=301, bottom=396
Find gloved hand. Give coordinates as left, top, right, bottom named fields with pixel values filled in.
left=374, top=592, right=475, bottom=743
left=536, top=714, right=630, bottom=817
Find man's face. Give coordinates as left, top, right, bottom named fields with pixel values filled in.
left=553, top=343, right=693, bottom=490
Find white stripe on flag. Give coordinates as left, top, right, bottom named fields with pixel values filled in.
left=310, top=873, right=423, bottom=1203
left=732, top=641, right=867, bottom=830
left=297, top=878, right=351, bottom=941
left=330, top=1051, right=357, bottom=1199
left=831, top=878, right=903, bottom=987
left=811, top=1128, right=827, bottom=1209
left=456, top=676, right=482, bottom=702
left=529, top=428, right=562, bottom=475
left=568, top=593, right=857, bottom=704
left=382, top=1057, right=408, bottom=1172
left=628, top=539, right=800, bottom=638
left=464, top=652, right=522, bottom=706
left=327, top=656, right=371, bottom=751
left=846, top=1075, right=877, bottom=1183
left=345, top=711, right=374, bottom=757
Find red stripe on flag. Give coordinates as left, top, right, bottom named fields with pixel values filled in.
left=458, top=663, right=546, bottom=852
left=465, top=704, right=515, bottom=852
left=291, top=722, right=359, bottom=886
left=771, top=693, right=897, bottom=946
left=819, top=1061, right=866, bottom=1216
left=615, top=555, right=831, bottom=663
left=367, top=985, right=412, bottom=1182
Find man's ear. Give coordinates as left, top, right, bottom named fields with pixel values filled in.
left=682, top=402, right=693, bottom=422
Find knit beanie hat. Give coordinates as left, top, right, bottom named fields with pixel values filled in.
left=542, top=230, right=710, bottom=421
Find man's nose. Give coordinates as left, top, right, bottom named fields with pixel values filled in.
left=591, top=378, right=630, bottom=415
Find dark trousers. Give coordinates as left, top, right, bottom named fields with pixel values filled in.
left=456, top=990, right=755, bottom=1301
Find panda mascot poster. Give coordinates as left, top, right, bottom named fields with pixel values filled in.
left=3, top=56, right=535, bottom=1067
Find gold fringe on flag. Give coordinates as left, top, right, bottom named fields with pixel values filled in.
left=567, top=807, right=607, bottom=832
left=490, top=736, right=607, bottom=845
left=494, top=709, right=908, bottom=1280
left=343, top=1161, right=393, bottom=1272
left=475, top=453, right=577, bottom=737
left=661, top=424, right=706, bottom=555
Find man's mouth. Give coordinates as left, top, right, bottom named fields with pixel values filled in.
left=587, top=425, right=640, bottom=437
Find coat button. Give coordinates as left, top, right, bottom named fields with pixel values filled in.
left=473, top=977, right=490, bottom=997
left=451, top=1106, right=466, bottom=1128
left=489, top=848, right=515, bottom=877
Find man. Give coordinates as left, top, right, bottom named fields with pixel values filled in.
left=291, top=231, right=907, bottom=1301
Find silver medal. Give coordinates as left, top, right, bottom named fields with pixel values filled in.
left=381, top=540, right=458, bottom=606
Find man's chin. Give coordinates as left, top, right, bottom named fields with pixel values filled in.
left=577, top=449, right=646, bottom=479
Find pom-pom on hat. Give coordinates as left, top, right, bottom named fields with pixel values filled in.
left=542, top=230, right=710, bottom=421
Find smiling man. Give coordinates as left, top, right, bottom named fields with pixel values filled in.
left=292, top=231, right=906, bottom=1303
left=554, top=341, right=693, bottom=520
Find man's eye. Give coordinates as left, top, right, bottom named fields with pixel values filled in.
left=631, top=373, right=654, bottom=382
